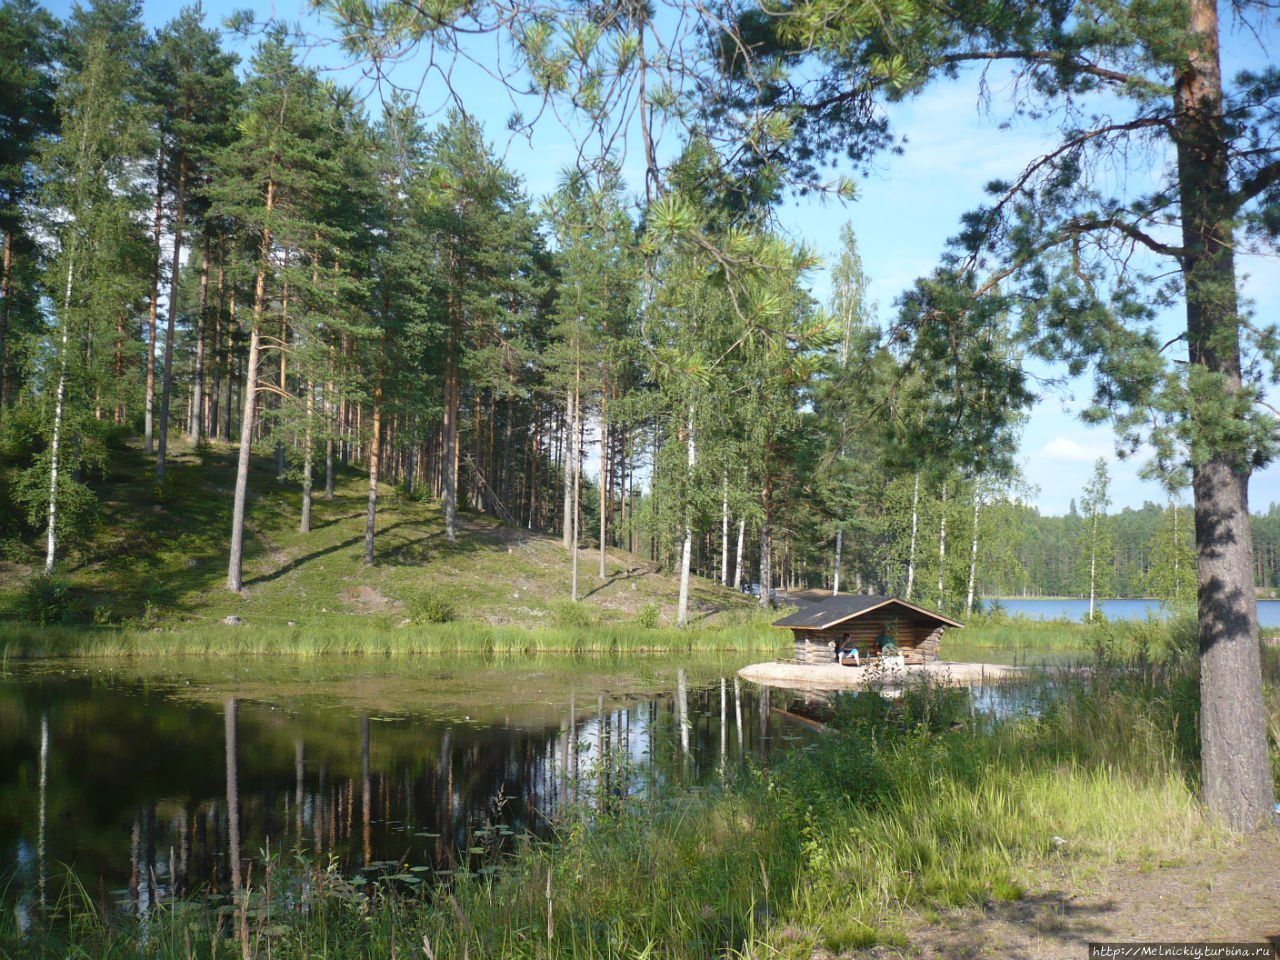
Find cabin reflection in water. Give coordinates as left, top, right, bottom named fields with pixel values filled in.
left=0, top=671, right=818, bottom=918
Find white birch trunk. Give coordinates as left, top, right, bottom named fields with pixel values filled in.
left=570, top=362, right=581, bottom=601
left=562, top=385, right=573, bottom=551
left=156, top=158, right=185, bottom=483
left=720, top=472, right=729, bottom=586
left=733, top=517, right=745, bottom=592
left=833, top=526, right=842, bottom=596
left=676, top=409, right=696, bottom=627
left=1089, top=503, right=1099, bottom=621
left=44, top=250, right=76, bottom=574
left=905, top=473, right=920, bottom=599
left=937, top=482, right=948, bottom=609
left=599, top=410, right=607, bottom=580
left=966, top=480, right=981, bottom=614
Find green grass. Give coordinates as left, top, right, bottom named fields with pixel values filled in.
left=0, top=437, right=773, bottom=653
left=4, top=658, right=1225, bottom=959
left=0, top=615, right=787, bottom=659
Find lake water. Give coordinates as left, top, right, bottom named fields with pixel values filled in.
left=990, top=597, right=1280, bottom=627
left=1, top=655, right=835, bottom=921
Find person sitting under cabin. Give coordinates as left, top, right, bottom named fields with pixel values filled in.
left=838, top=637, right=860, bottom=666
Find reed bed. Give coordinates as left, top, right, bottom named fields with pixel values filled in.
left=0, top=614, right=787, bottom=660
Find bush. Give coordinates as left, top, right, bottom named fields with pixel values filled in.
left=15, top=574, right=74, bottom=625
left=408, top=595, right=456, bottom=623
left=551, top=599, right=593, bottom=627
left=635, top=603, right=661, bottom=628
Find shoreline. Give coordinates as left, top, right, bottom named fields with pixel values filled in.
left=737, top=659, right=1029, bottom=689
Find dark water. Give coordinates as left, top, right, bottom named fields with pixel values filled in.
left=992, top=597, right=1280, bottom=627
left=0, top=658, right=828, bottom=922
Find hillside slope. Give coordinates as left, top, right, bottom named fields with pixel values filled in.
left=0, top=438, right=759, bottom=633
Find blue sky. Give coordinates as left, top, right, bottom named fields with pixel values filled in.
left=51, top=0, right=1280, bottom=516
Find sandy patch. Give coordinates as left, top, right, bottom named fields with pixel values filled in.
left=738, top=660, right=1028, bottom=690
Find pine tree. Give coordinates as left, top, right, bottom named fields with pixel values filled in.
left=149, top=5, right=238, bottom=475
left=212, top=30, right=347, bottom=592
left=419, top=111, right=542, bottom=544
left=0, top=0, right=59, bottom=421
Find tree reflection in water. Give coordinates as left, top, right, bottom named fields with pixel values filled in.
left=0, top=668, right=831, bottom=918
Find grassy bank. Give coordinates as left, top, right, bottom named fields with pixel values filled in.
left=0, top=610, right=785, bottom=659
left=0, top=439, right=762, bottom=644
left=8, top=651, right=1245, bottom=960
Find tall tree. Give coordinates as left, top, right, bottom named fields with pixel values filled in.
left=739, top=0, right=1280, bottom=832
left=546, top=165, right=640, bottom=590
left=213, top=30, right=344, bottom=591
left=1078, top=458, right=1114, bottom=621
left=25, top=0, right=151, bottom=573
left=0, top=0, right=59, bottom=421
left=420, top=111, right=542, bottom=543
left=150, top=6, right=238, bottom=478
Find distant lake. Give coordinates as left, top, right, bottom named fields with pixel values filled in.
left=990, top=597, right=1280, bottom=628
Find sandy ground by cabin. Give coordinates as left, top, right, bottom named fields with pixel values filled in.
left=832, top=828, right=1280, bottom=960
left=738, top=660, right=1028, bottom=689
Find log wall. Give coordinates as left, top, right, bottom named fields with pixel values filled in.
left=788, top=617, right=947, bottom=664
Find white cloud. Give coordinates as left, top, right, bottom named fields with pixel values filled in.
left=1037, top=436, right=1113, bottom=463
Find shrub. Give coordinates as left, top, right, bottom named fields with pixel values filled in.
left=408, top=595, right=456, bottom=623
left=551, top=599, right=593, bottom=627
left=635, top=603, right=661, bottom=628
left=15, top=574, right=74, bottom=625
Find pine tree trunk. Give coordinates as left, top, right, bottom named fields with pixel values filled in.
left=676, top=410, right=696, bottom=627
left=275, top=288, right=288, bottom=482
left=1175, top=0, right=1273, bottom=831
left=227, top=186, right=273, bottom=593
left=190, top=232, right=211, bottom=441
left=325, top=370, right=335, bottom=500
left=363, top=376, right=382, bottom=564
left=0, top=223, right=13, bottom=421
left=301, top=378, right=314, bottom=534
left=443, top=363, right=459, bottom=542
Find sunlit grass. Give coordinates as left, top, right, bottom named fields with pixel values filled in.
left=0, top=613, right=787, bottom=659
left=0, top=438, right=771, bottom=646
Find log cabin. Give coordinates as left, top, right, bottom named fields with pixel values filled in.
left=773, top=596, right=963, bottom=665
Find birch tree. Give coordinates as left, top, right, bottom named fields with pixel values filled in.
left=23, top=0, right=150, bottom=573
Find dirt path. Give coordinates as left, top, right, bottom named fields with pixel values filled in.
left=858, top=830, right=1280, bottom=960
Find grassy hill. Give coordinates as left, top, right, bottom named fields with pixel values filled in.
left=0, top=437, right=774, bottom=655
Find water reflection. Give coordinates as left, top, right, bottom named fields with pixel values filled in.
left=1, top=662, right=1035, bottom=921
left=0, top=664, right=815, bottom=919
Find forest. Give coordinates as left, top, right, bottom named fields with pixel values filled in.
left=6, top=0, right=1276, bottom=618
left=0, top=0, right=1048, bottom=620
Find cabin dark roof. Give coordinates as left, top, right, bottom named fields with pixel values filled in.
left=772, top=595, right=963, bottom=631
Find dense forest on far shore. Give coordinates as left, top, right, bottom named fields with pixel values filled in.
left=979, top=499, right=1280, bottom=600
